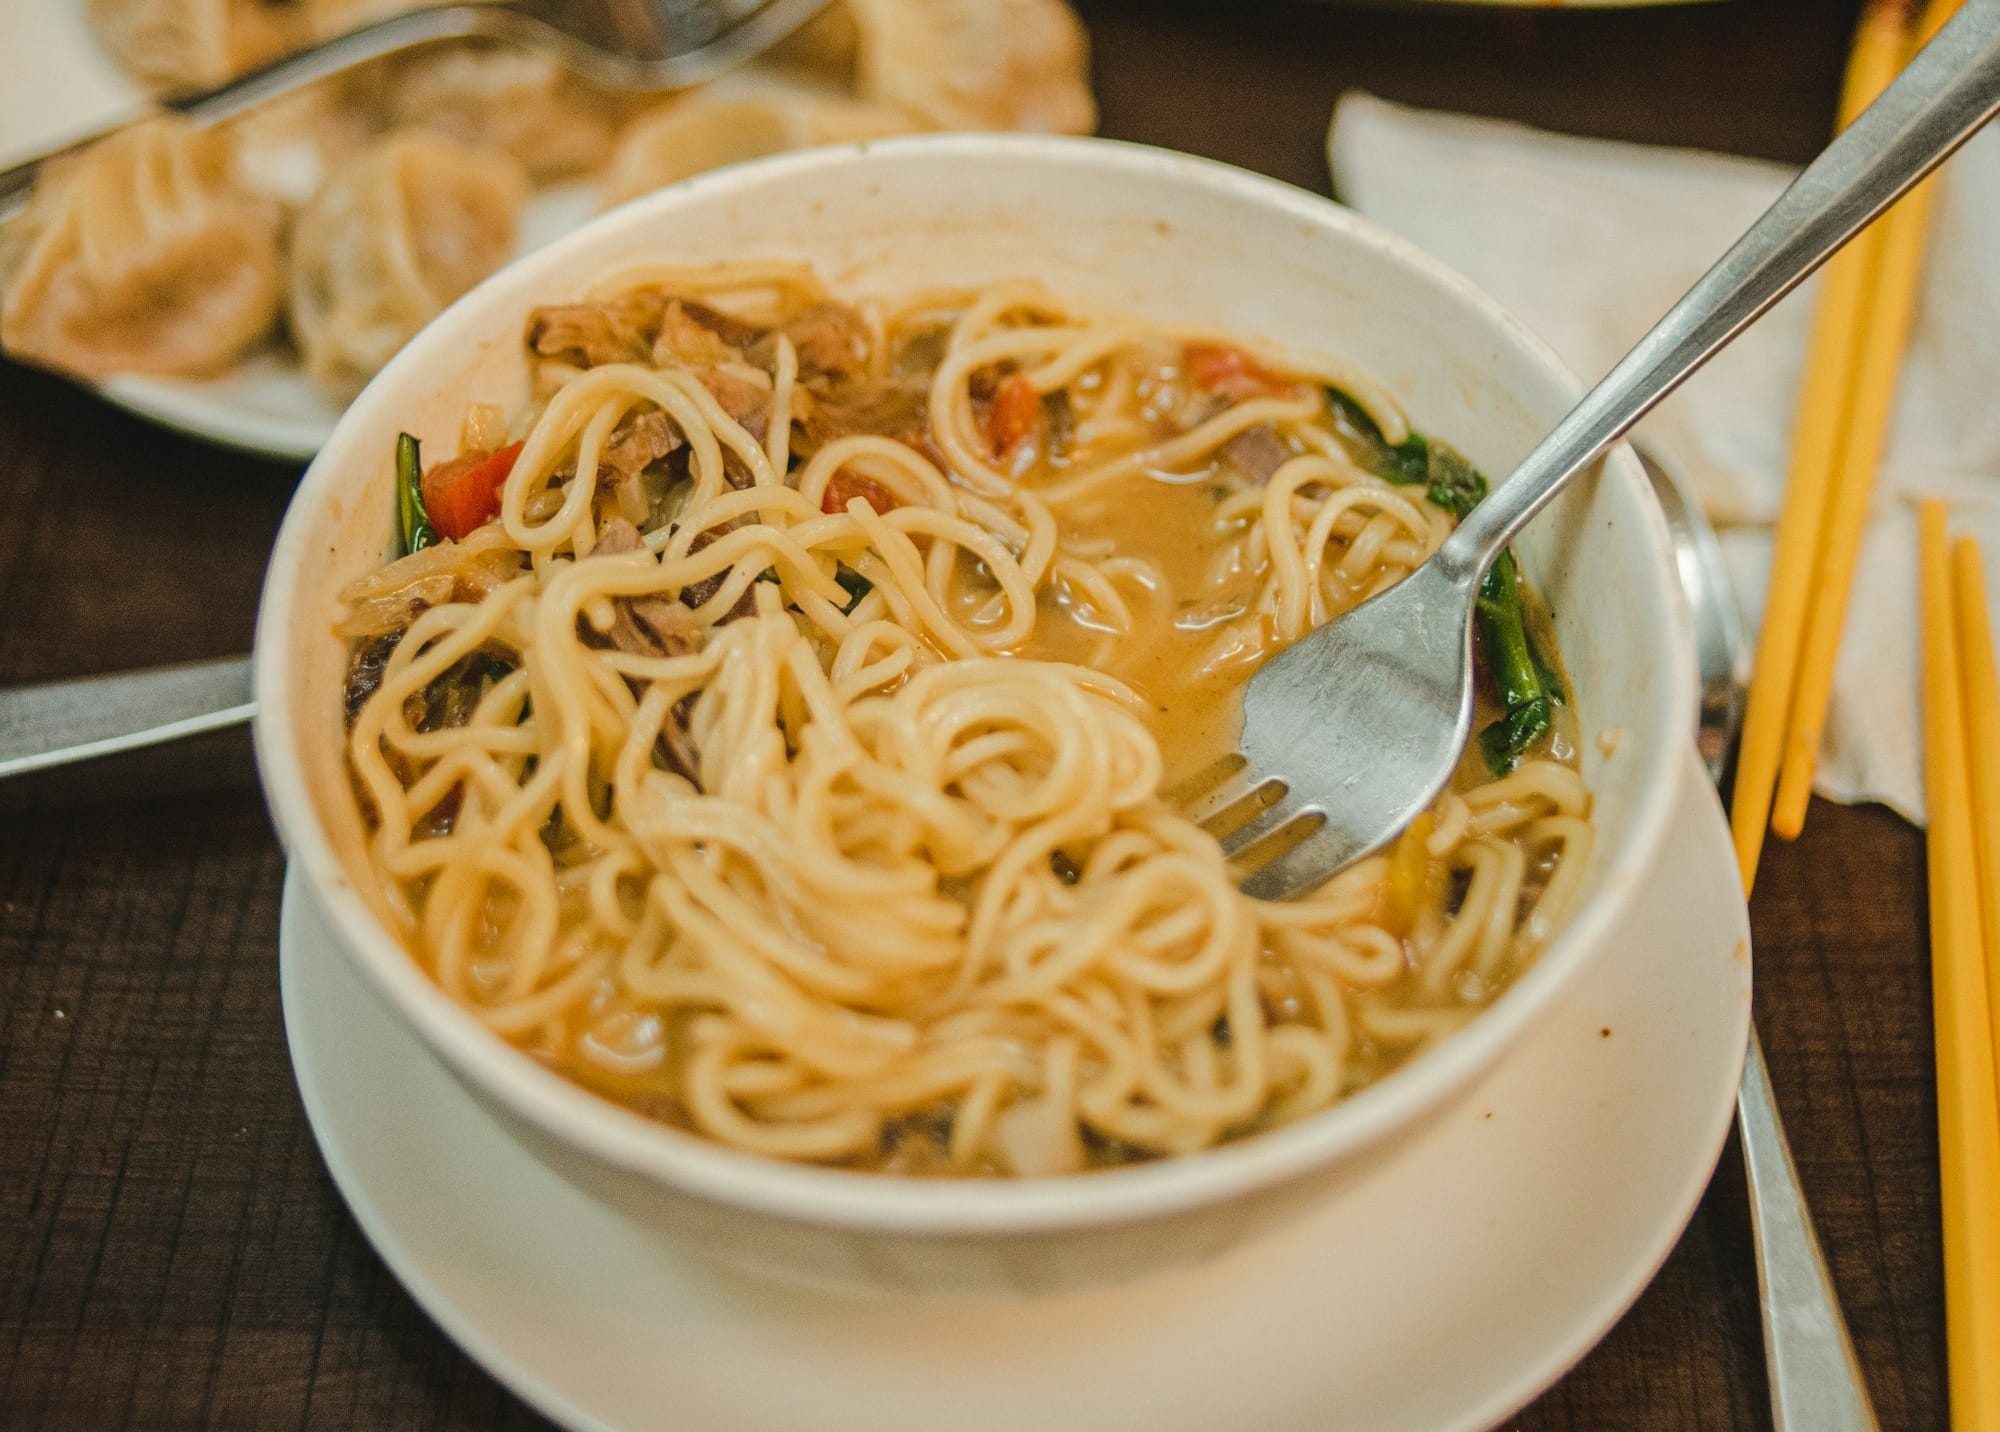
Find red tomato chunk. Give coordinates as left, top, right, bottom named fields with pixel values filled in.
left=422, top=441, right=524, bottom=541
left=822, top=469, right=900, bottom=515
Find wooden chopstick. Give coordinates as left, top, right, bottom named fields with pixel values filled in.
left=1727, top=0, right=1910, bottom=891
left=1954, top=536, right=2000, bottom=1062
left=1771, top=0, right=1963, bottom=838
left=1916, top=501, right=2000, bottom=1427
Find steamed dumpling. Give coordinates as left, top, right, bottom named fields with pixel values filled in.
left=375, top=43, right=627, bottom=182
left=287, top=129, right=530, bottom=394
left=301, top=0, right=429, bottom=31
left=603, top=74, right=917, bottom=207
left=86, top=0, right=306, bottom=91
left=225, top=87, right=372, bottom=208
left=1, top=118, right=284, bottom=379
left=844, top=0, right=1094, bottom=134
left=759, top=5, right=863, bottom=80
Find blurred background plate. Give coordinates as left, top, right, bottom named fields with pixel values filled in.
left=0, top=0, right=621, bottom=460
left=0, top=0, right=1725, bottom=460
left=4, top=0, right=346, bottom=459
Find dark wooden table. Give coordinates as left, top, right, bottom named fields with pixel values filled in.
left=0, top=0, right=1947, bottom=1426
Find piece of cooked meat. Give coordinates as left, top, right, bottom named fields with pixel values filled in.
left=653, top=300, right=739, bottom=369
left=1219, top=423, right=1294, bottom=483
left=701, top=369, right=772, bottom=445
left=343, top=631, right=402, bottom=727
left=1043, top=388, right=1074, bottom=456
left=587, top=520, right=704, bottom=788
left=752, top=301, right=871, bottom=387
left=611, top=593, right=702, bottom=658
left=672, top=297, right=762, bottom=350
left=590, top=519, right=704, bottom=658
left=345, top=612, right=498, bottom=733
left=527, top=291, right=670, bottom=368
left=406, top=653, right=488, bottom=734
left=601, top=409, right=683, bottom=483
left=675, top=526, right=758, bottom=619
left=659, top=695, right=701, bottom=788
left=593, top=518, right=646, bottom=557
left=530, top=290, right=769, bottom=372
left=790, top=379, right=932, bottom=461
left=417, top=784, right=463, bottom=840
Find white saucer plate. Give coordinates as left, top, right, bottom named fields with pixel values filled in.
left=281, top=750, right=1750, bottom=1432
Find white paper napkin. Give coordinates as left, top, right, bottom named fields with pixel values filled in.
left=1330, top=91, right=2000, bottom=827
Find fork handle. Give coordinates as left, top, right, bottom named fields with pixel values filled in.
left=0, top=656, right=255, bottom=779
left=1438, top=0, right=2000, bottom=584
left=0, top=4, right=529, bottom=222
left=1739, top=1025, right=1881, bottom=1432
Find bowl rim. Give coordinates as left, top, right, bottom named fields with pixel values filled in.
left=253, top=131, right=1697, bottom=1236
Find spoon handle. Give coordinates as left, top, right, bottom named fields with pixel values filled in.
left=1440, top=0, right=2000, bottom=584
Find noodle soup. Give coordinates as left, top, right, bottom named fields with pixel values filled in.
left=338, top=264, right=1591, bottom=1178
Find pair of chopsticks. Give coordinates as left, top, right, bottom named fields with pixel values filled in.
left=1730, top=0, right=1959, bottom=892
left=1917, top=504, right=2000, bottom=1427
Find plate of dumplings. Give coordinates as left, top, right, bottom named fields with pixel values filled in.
left=0, top=0, right=1097, bottom=459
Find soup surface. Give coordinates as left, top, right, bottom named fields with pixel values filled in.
left=339, top=263, right=1588, bottom=1176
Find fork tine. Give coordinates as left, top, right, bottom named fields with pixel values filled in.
left=1226, top=807, right=1325, bottom=875
left=1237, top=816, right=1374, bottom=901
left=1178, top=757, right=1262, bottom=828
left=1216, top=786, right=1312, bottom=859
left=1193, top=781, right=1287, bottom=844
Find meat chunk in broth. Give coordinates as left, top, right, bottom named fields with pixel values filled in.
left=529, top=292, right=766, bottom=371
left=752, top=301, right=871, bottom=387
left=1219, top=424, right=1294, bottom=482
left=590, top=519, right=706, bottom=659
left=527, top=292, right=671, bottom=368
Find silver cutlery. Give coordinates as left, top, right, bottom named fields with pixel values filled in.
left=0, top=467, right=1878, bottom=1426
left=0, top=655, right=252, bottom=780
left=1641, top=451, right=1747, bottom=788
left=1643, top=450, right=1878, bottom=1432
left=1194, top=0, right=2000, bottom=901
left=0, top=0, right=831, bottom=221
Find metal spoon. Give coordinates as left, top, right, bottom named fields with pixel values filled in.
left=1641, top=451, right=1747, bottom=788
left=0, top=0, right=830, bottom=221
left=1195, top=0, right=2000, bottom=900
left=1642, top=449, right=1877, bottom=1432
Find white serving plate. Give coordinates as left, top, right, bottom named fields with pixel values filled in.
left=0, top=0, right=605, bottom=461
left=283, top=749, right=1749, bottom=1432
left=0, top=0, right=1728, bottom=461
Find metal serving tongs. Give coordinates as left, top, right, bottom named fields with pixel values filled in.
left=0, top=0, right=830, bottom=222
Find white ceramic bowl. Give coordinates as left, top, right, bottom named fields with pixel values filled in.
left=253, top=134, right=1696, bottom=1297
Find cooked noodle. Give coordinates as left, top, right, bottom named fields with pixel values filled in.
left=341, top=264, right=1591, bottom=1176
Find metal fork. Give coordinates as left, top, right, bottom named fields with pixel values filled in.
left=1645, top=450, right=1878, bottom=1432
left=0, top=0, right=830, bottom=220
left=1195, top=0, right=2000, bottom=901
